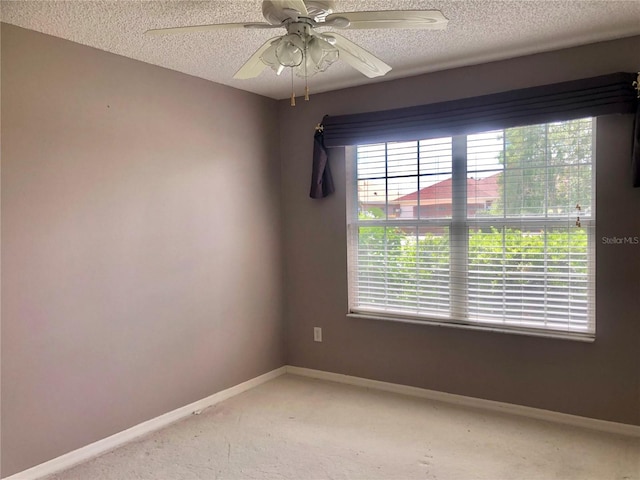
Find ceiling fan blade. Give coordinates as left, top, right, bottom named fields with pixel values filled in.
left=145, top=22, right=277, bottom=35
left=233, top=37, right=282, bottom=79
left=321, top=33, right=391, bottom=78
left=262, top=0, right=309, bottom=23
left=275, top=0, right=308, bottom=14
left=325, top=10, right=448, bottom=30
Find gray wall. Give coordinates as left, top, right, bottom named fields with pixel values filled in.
left=1, top=24, right=284, bottom=477
left=2, top=20, right=640, bottom=480
left=280, top=36, right=640, bottom=426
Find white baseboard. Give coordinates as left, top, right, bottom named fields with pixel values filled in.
left=286, top=366, right=640, bottom=438
left=6, top=364, right=639, bottom=480
left=3, top=366, right=287, bottom=480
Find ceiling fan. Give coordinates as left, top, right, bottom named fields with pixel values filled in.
left=146, top=0, right=448, bottom=101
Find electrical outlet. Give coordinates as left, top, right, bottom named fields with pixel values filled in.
left=314, top=327, right=322, bottom=342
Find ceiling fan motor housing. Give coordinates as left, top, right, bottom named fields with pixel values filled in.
left=262, top=0, right=336, bottom=24
left=286, top=20, right=313, bottom=37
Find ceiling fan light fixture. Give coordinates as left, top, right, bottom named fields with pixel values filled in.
left=298, top=35, right=339, bottom=77
left=260, top=38, right=296, bottom=75
left=260, top=30, right=338, bottom=79
left=275, top=33, right=305, bottom=67
left=260, top=42, right=281, bottom=74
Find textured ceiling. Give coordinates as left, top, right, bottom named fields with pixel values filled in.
left=2, top=0, right=640, bottom=100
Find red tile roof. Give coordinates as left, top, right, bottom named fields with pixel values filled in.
left=395, top=173, right=501, bottom=205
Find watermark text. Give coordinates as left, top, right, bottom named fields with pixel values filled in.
left=601, top=236, right=640, bottom=245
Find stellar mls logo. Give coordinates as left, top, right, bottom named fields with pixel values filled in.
left=601, top=236, right=640, bottom=245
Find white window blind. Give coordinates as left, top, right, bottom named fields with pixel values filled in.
left=347, top=118, right=595, bottom=339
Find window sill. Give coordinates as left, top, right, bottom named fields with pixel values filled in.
left=347, top=312, right=595, bottom=343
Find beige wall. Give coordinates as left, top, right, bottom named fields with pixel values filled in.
left=1, top=24, right=284, bottom=477
left=279, top=36, right=640, bottom=426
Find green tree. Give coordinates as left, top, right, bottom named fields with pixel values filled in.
left=491, top=118, right=593, bottom=217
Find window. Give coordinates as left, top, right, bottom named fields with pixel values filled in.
left=347, top=118, right=595, bottom=339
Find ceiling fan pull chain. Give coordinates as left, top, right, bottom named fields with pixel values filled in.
left=290, top=67, right=296, bottom=106
left=304, top=39, right=310, bottom=101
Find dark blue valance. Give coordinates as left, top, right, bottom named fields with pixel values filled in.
left=322, top=72, right=638, bottom=146
left=311, top=72, right=640, bottom=197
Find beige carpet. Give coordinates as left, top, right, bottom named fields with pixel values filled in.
left=45, top=374, right=639, bottom=480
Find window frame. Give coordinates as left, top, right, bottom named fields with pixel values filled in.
left=345, top=119, right=596, bottom=342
